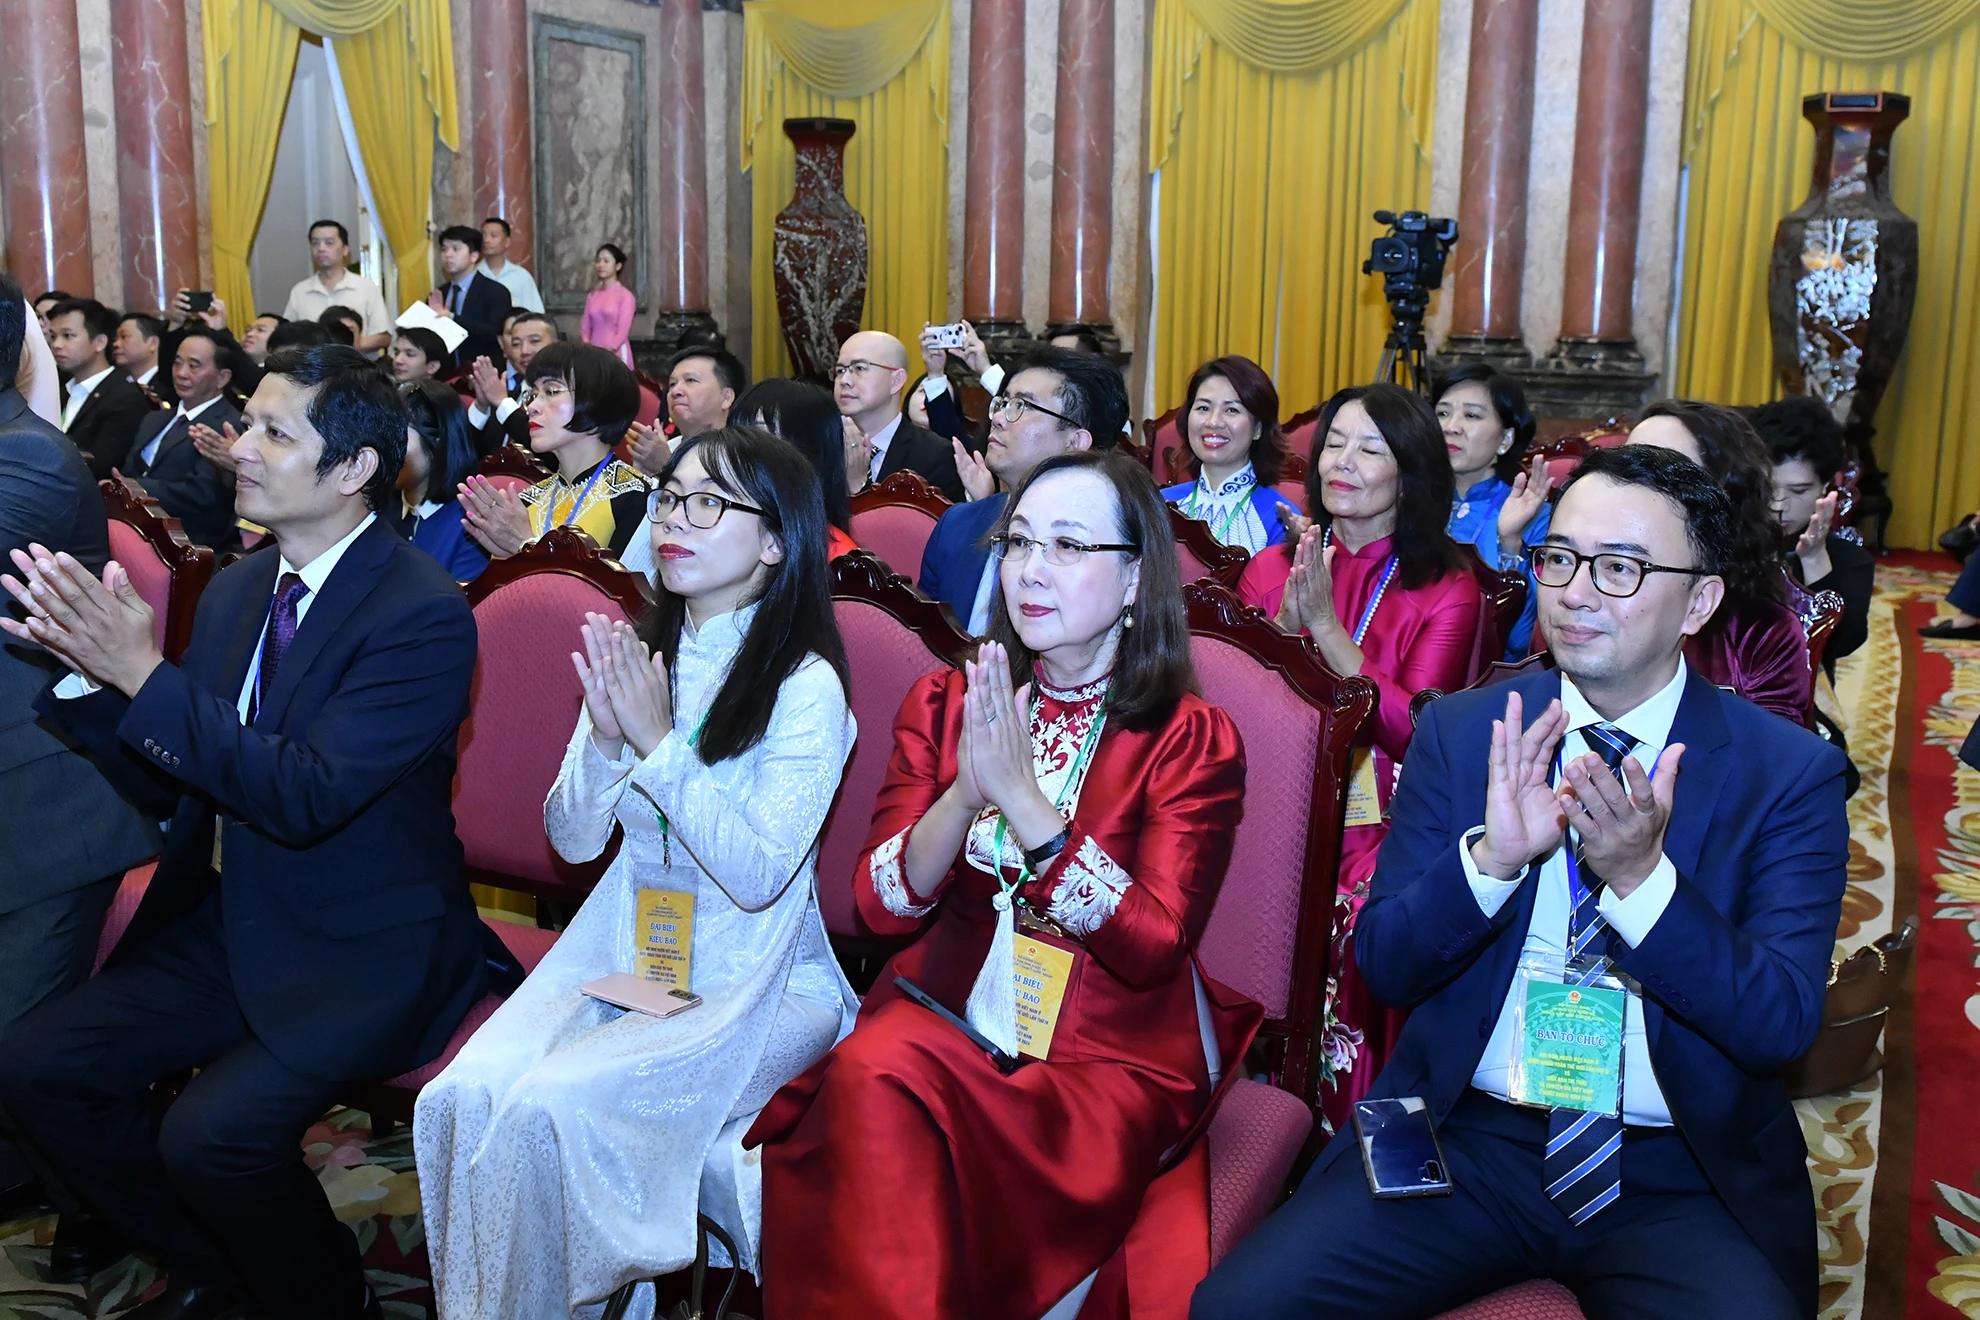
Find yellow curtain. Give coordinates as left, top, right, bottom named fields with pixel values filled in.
left=1150, top=0, right=1437, bottom=412
left=202, top=0, right=303, bottom=324
left=202, top=0, right=456, bottom=321
left=330, top=2, right=460, bottom=304
left=1750, top=0, right=1980, bottom=62
left=743, top=0, right=950, bottom=376
left=1675, top=0, right=1980, bottom=547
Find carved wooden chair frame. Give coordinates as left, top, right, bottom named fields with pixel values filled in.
left=99, top=478, right=215, bottom=664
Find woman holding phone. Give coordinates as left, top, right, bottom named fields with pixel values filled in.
left=415, top=428, right=859, bottom=1315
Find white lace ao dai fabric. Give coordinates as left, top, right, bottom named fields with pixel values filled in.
left=413, top=606, right=858, bottom=1319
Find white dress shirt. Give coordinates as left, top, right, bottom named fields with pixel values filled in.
left=478, top=258, right=543, bottom=313
left=921, top=362, right=1006, bottom=402
left=139, top=395, right=227, bottom=468
left=61, top=366, right=115, bottom=431
left=865, top=412, right=905, bottom=485
left=135, top=365, right=159, bottom=388
left=1464, top=661, right=1689, bottom=1126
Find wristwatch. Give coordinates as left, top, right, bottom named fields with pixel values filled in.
left=1023, top=828, right=1071, bottom=871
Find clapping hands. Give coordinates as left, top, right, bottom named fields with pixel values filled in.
left=1795, top=491, right=1839, bottom=582
left=953, top=439, right=995, bottom=502
left=458, top=475, right=533, bottom=558
left=572, top=612, right=674, bottom=760
left=191, top=421, right=240, bottom=475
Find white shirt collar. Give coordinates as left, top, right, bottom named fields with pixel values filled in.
left=279, top=512, right=377, bottom=595
left=67, top=365, right=114, bottom=401
left=866, top=411, right=904, bottom=475
left=1558, top=659, right=1688, bottom=755
left=314, top=268, right=355, bottom=294
left=174, top=395, right=225, bottom=424
left=137, top=365, right=158, bottom=386
left=1197, top=462, right=1257, bottom=499
left=478, top=258, right=506, bottom=276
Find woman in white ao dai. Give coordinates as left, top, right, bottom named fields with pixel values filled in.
left=414, top=431, right=859, bottom=1318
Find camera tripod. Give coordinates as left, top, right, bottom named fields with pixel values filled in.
left=1374, top=314, right=1431, bottom=395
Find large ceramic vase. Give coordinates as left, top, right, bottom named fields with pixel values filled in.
left=773, top=118, right=868, bottom=381
left=1767, top=91, right=1916, bottom=546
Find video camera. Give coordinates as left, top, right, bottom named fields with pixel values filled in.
left=1363, top=209, right=1459, bottom=322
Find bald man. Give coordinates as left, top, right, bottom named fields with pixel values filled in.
left=833, top=330, right=967, bottom=501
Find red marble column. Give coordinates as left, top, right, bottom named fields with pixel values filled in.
left=471, top=0, right=534, bottom=271
left=0, top=0, right=95, bottom=296
left=963, top=0, right=1025, bottom=340
left=1047, top=0, right=1114, bottom=340
left=112, top=0, right=201, bottom=312
left=1557, top=0, right=1654, bottom=344
left=1446, top=0, right=1539, bottom=350
left=654, top=0, right=712, bottom=336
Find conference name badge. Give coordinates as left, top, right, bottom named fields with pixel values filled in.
left=1012, top=935, right=1075, bottom=1060
left=633, top=888, right=695, bottom=991
left=1507, top=969, right=1625, bottom=1117
left=1344, top=748, right=1383, bottom=829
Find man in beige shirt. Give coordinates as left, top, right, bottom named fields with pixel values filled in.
left=281, top=220, right=391, bottom=355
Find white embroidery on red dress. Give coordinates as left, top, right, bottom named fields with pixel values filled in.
left=870, top=828, right=935, bottom=917
left=1046, top=836, right=1132, bottom=936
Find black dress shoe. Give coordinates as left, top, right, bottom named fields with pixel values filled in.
left=116, top=1282, right=245, bottom=1320
left=1921, top=617, right=1980, bottom=640
left=46, top=1210, right=126, bottom=1284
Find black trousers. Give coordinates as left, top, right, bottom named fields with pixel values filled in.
left=0, top=896, right=366, bottom=1319
left=1191, top=1090, right=1802, bottom=1320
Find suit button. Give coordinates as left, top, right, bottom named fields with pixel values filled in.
left=143, top=738, right=156, bottom=751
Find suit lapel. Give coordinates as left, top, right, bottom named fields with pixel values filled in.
left=140, top=414, right=190, bottom=472
left=219, top=548, right=281, bottom=703
left=1659, top=669, right=1733, bottom=883
left=257, top=520, right=395, bottom=728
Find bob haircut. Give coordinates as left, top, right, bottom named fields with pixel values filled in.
left=402, top=378, right=481, bottom=505
left=1433, top=360, right=1537, bottom=484
left=1179, top=355, right=1286, bottom=486
left=1638, top=399, right=1784, bottom=602
left=985, top=449, right=1198, bottom=731
left=636, top=427, right=851, bottom=765
left=732, top=378, right=851, bottom=535
left=1304, top=383, right=1466, bottom=590
left=262, top=344, right=408, bottom=512
left=524, top=341, right=641, bottom=447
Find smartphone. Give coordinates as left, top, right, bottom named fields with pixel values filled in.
left=581, top=972, right=703, bottom=1019
left=1351, top=1097, right=1454, bottom=1199
left=927, top=321, right=969, bottom=350
left=894, top=976, right=1020, bottom=1074
left=185, top=290, right=214, bottom=314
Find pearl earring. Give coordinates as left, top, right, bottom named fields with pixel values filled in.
left=1122, top=605, right=1135, bottom=629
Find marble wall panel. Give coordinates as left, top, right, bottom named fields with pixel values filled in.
left=531, top=17, right=647, bottom=314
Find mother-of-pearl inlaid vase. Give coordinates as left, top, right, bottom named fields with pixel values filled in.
left=773, top=118, right=869, bottom=381
left=1768, top=91, right=1916, bottom=546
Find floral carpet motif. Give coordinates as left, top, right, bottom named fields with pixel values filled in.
left=0, top=1109, right=430, bottom=1318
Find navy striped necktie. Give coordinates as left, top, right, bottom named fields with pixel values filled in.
left=1544, top=721, right=1638, bottom=1226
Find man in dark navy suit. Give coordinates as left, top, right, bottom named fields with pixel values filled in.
left=0, top=345, right=485, bottom=1320
left=429, top=224, right=514, bottom=369
left=916, top=345, right=1128, bottom=632
left=1195, top=444, right=1848, bottom=1320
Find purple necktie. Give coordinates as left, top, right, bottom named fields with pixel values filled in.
left=248, top=572, right=309, bottom=723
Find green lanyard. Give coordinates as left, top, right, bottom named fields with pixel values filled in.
left=987, top=693, right=1109, bottom=891
left=1186, top=478, right=1252, bottom=543
left=653, top=708, right=710, bottom=868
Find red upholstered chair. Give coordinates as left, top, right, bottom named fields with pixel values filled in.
left=100, top=478, right=214, bottom=663
left=1168, top=505, right=1252, bottom=590
left=91, top=861, right=157, bottom=975
left=1282, top=405, right=1321, bottom=468
left=815, top=552, right=972, bottom=952
left=1143, top=407, right=1189, bottom=485
left=479, top=444, right=550, bottom=482
left=1271, top=479, right=1307, bottom=517
left=481, top=473, right=534, bottom=498
left=1457, top=546, right=1529, bottom=671
left=1090, top=582, right=1378, bottom=1305
left=454, top=528, right=652, bottom=905
left=848, top=470, right=951, bottom=583
left=1437, top=1281, right=1587, bottom=1319
left=636, top=382, right=663, bottom=429
left=1782, top=573, right=1846, bottom=679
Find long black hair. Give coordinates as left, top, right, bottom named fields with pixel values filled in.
left=1433, top=360, right=1537, bottom=484
left=402, top=377, right=480, bottom=504
left=636, top=426, right=851, bottom=765
left=1304, top=383, right=1466, bottom=590
left=986, top=450, right=1197, bottom=731
left=1637, top=399, right=1785, bottom=603
left=732, top=378, right=851, bottom=535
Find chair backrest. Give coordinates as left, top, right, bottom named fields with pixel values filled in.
left=1185, top=581, right=1378, bottom=1107
left=849, top=470, right=951, bottom=582
left=481, top=472, right=535, bottom=498
left=1782, top=573, right=1846, bottom=675
left=1282, top=404, right=1321, bottom=467
left=1271, top=479, right=1307, bottom=517
left=1831, top=458, right=1865, bottom=546
left=455, top=529, right=654, bottom=901
left=1168, top=504, right=1252, bottom=589
left=817, top=552, right=973, bottom=935
left=636, top=382, right=663, bottom=429
left=100, top=478, right=215, bottom=663
left=1410, top=652, right=1551, bottom=727
left=1142, top=407, right=1188, bottom=485
left=1458, top=546, right=1528, bottom=669
left=479, top=444, right=549, bottom=482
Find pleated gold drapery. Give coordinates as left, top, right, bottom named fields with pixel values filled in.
left=742, top=0, right=950, bottom=377
left=1150, top=0, right=1437, bottom=413
left=203, top=0, right=457, bottom=321
left=1675, top=0, right=1980, bottom=548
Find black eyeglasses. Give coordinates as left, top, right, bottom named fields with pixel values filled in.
left=650, top=489, right=766, bottom=529
left=990, top=533, right=1136, bottom=568
left=988, top=394, right=1077, bottom=428
left=1526, top=545, right=1709, bottom=599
